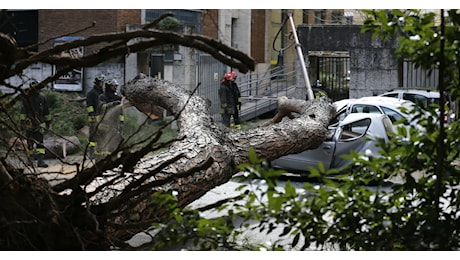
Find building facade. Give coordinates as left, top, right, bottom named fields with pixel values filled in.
left=2, top=9, right=437, bottom=116
left=1, top=9, right=346, bottom=92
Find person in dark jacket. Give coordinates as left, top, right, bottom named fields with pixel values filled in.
left=99, top=78, right=122, bottom=111
left=229, top=70, right=242, bottom=129
left=20, top=80, right=52, bottom=167
left=219, top=71, right=241, bottom=128
left=312, top=80, right=329, bottom=99
left=86, top=74, right=105, bottom=158
left=96, top=79, right=125, bottom=158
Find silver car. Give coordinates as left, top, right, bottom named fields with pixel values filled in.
left=270, top=113, right=395, bottom=173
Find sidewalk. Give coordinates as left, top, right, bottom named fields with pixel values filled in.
left=7, top=154, right=94, bottom=185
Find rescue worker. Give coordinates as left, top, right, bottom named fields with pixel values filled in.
left=86, top=74, right=105, bottom=158
left=96, top=79, right=124, bottom=158
left=20, top=80, right=52, bottom=168
left=219, top=71, right=241, bottom=128
left=229, top=70, right=242, bottom=129
left=312, top=80, right=329, bottom=99
left=99, top=79, right=122, bottom=111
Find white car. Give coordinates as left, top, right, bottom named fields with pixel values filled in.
left=270, top=113, right=395, bottom=173
left=379, top=89, right=453, bottom=123
left=331, top=96, right=416, bottom=127
left=380, top=89, right=442, bottom=106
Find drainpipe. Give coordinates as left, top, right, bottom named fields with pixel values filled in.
left=287, top=12, right=314, bottom=100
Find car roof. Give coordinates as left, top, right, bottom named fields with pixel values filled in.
left=381, top=89, right=440, bottom=98
left=353, top=96, right=415, bottom=109
left=334, top=96, right=414, bottom=111
left=333, top=98, right=356, bottom=111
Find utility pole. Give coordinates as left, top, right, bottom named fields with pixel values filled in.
left=287, top=12, right=314, bottom=100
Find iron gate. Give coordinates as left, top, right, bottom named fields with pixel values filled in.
left=309, top=54, right=350, bottom=101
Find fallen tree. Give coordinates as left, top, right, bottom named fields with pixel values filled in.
left=0, top=12, right=336, bottom=250
left=49, top=74, right=335, bottom=248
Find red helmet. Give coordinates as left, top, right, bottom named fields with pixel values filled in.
left=229, top=70, right=237, bottom=79
left=223, top=72, right=233, bottom=81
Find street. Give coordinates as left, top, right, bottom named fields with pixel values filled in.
left=127, top=173, right=331, bottom=250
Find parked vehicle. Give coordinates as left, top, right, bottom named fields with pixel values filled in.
left=379, top=89, right=454, bottom=123
left=380, top=89, right=442, bottom=106
left=331, top=96, right=416, bottom=127
left=269, top=113, right=395, bottom=173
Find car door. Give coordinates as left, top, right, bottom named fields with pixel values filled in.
left=270, top=121, right=338, bottom=173
left=270, top=114, right=378, bottom=173
left=270, top=139, right=337, bottom=173
left=330, top=116, right=374, bottom=169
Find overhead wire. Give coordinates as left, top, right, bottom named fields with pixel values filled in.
left=272, top=13, right=296, bottom=53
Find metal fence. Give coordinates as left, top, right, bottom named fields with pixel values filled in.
left=236, top=66, right=297, bottom=121
left=402, top=60, right=439, bottom=90
left=309, top=55, right=350, bottom=101
left=195, top=53, right=227, bottom=122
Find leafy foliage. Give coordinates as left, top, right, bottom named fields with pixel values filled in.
left=158, top=17, right=182, bottom=31
left=44, top=90, right=87, bottom=138
left=231, top=9, right=460, bottom=250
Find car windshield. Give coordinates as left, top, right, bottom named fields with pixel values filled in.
left=402, top=93, right=439, bottom=107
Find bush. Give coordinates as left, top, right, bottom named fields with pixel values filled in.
left=43, top=90, right=87, bottom=138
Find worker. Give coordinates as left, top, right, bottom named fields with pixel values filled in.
left=219, top=71, right=241, bottom=128
left=312, top=80, right=329, bottom=99
left=96, top=79, right=125, bottom=159
left=86, top=74, right=105, bottom=159
left=229, top=70, right=242, bottom=129
left=20, top=80, right=52, bottom=167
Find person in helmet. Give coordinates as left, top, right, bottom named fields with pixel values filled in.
left=20, top=80, right=52, bottom=167
left=86, top=73, right=105, bottom=158
left=96, top=78, right=125, bottom=159
left=229, top=71, right=242, bottom=129
left=219, top=71, right=241, bottom=128
left=312, top=80, right=329, bottom=99
left=99, top=79, right=122, bottom=111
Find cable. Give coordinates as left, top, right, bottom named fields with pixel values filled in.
left=272, top=14, right=296, bottom=53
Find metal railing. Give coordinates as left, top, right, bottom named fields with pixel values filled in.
left=236, top=66, right=298, bottom=122
left=195, top=53, right=298, bottom=123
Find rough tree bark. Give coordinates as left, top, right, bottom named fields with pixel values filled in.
left=0, top=12, right=336, bottom=250
left=120, top=76, right=336, bottom=211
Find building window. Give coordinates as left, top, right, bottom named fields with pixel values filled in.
left=344, top=11, right=354, bottom=25
left=145, top=9, right=202, bottom=34
left=303, top=10, right=310, bottom=24
left=332, top=11, right=342, bottom=24
left=314, top=10, right=326, bottom=24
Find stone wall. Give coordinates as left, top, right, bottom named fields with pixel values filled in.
left=297, top=25, right=399, bottom=99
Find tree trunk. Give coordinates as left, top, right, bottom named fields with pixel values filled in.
left=119, top=74, right=335, bottom=203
